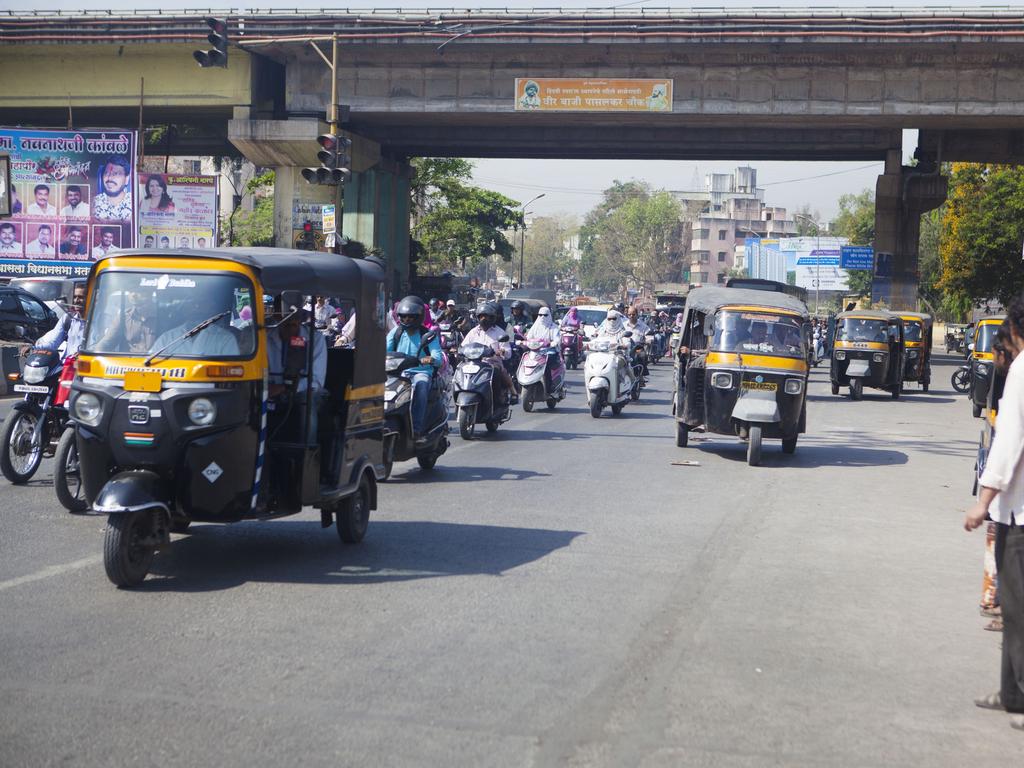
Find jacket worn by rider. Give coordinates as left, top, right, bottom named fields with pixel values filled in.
left=462, top=324, right=511, bottom=362
left=386, top=325, right=443, bottom=376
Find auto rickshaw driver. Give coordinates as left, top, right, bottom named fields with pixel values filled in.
left=267, top=299, right=327, bottom=444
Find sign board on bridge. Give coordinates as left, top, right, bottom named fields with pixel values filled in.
left=515, top=79, right=673, bottom=112
left=840, top=245, right=874, bottom=270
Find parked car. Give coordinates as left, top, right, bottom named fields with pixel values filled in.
left=9, top=277, right=85, bottom=321
left=0, top=286, right=57, bottom=343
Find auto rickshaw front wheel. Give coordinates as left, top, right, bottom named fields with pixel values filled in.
left=782, top=435, right=798, bottom=454
left=676, top=422, right=688, bottom=447
left=849, top=380, right=863, bottom=400
left=103, top=511, right=158, bottom=588
left=747, top=426, right=763, bottom=466
left=336, top=476, right=371, bottom=544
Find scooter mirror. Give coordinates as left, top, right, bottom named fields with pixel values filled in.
left=623, top=331, right=633, bottom=338
left=422, top=330, right=437, bottom=343
left=499, top=335, right=510, bottom=343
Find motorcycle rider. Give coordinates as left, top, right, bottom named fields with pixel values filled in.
left=507, top=300, right=531, bottom=331
left=33, top=283, right=87, bottom=360
left=623, top=307, right=651, bottom=374
left=385, top=296, right=444, bottom=440
left=428, top=298, right=443, bottom=323
left=440, top=299, right=470, bottom=332
left=462, top=302, right=516, bottom=403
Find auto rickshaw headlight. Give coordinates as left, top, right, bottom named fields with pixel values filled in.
left=834, top=350, right=846, bottom=360
left=711, top=372, right=733, bottom=389
left=187, top=397, right=217, bottom=426
left=784, top=378, right=803, bottom=395
left=73, top=392, right=102, bottom=426
left=907, top=349, right=918, bottom=358
left=872, top=353, right=885, bottom=362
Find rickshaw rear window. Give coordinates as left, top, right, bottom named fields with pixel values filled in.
left=837, top=318, right=889, bottom=343
left=711, top=310, right=806, bottom=358
left=84, top=270, right=257, bottom=358
left=903, top=321, right=922, bottom=342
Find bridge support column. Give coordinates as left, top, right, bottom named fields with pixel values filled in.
left=872, top=149, right=948, bottom=311
left=342, top=160, right=412, bottom=298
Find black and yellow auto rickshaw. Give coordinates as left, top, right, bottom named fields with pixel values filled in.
left=968, top=315, right=1005, bottom=418
left=830, top=310, right=906, bottom=400
left=672, top=287, right=811, bottom=466
left=69, top=248, right=388, bottom=586
left=898, top=312, right=933, bottom=392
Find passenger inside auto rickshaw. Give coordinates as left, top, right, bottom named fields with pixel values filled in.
left=267, top=296, right=327, bottom=445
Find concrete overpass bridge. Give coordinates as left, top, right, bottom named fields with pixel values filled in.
left=4, top=7, right=1024, bottom=306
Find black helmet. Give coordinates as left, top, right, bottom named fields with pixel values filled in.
left=614, top=301, right=626, bottom=312
left=511, top=300, right=525, bottom=311
left=477, top=302, right=498, bottom=319
left=396, top=296, right=425, bottom=328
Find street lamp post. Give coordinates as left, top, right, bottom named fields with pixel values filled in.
left=519, top=193, right=545, bottom=288
left=794, top=214, right=821, bottom=316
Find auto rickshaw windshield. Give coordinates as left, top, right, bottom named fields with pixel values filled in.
left=903, top=321, right=923, bottom=342
left=711, top=310, right=806, bottom=358
left=84, top=270, right=257, bottom=358
left=976, top=323, right=998, bottom=354
left=837, top=317, right=889, bottom=343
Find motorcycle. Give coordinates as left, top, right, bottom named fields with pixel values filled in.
left=437, top=321, right=463, bottom=369
left=383, top=345, right=450, bottom=478
left=951, top=362, right=971, bottom=393
left=1, top=349, right=77, bottom=488
left=516, top=338, right=566, bottom=412
left=560, top=329, right=583, bottom=370
left=584, top=333, right=637, bottom=418
left=453, top=337, right=513, bottom=439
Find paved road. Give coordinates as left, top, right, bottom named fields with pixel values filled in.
left=0, top=354, right=1018, bottom=766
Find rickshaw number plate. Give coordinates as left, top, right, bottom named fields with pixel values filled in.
left=124, top=370, right=162, bottom=393
left=742, top=381, right=777, bottom=392
left=13, top=384, right=49, bottom=394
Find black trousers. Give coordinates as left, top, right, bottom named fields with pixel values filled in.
left=995, top=522, right=1024, bottom=713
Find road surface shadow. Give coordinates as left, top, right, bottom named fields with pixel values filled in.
left=142, top=520, right=583, bottom=592
left=690, top=440, right=909, bottom=468
left=387, top=465, right=551, bottom=483
left=805, top=392, right=958, bottom=404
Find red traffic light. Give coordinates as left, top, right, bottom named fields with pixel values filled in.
left=303, top=222, right=313, bottom=233
left=205, top=17, right=227, bottom=35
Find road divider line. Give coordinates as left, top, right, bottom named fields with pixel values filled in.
left=0, top=555, right=101, bottom=593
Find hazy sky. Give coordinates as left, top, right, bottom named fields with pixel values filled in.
left=28, top=2, right=1000, bottom=221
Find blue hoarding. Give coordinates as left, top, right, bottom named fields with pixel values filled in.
left=840, top=245, right=874, bottom=270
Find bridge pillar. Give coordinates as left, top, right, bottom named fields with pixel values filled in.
left=342, top=160, right=412, bottom=299
left=872, top=149, right=948, bottom=311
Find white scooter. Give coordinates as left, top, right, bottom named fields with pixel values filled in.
left=583, top=332, right=636, bottom=418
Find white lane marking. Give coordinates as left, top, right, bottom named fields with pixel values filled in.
left=0, top=555, right=101, bottom=593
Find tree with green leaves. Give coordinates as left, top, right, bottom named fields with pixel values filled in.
left=939, top=163, right=1024, bottom=309
left=521, top=215, right=579, bottom=289
left=223, top=168, right=275, bottom=247
left=579, top=181, right=685, bottom=296
left=409, top=158, right=522, bottom=274
left=830, top=189, right=875, bottom=295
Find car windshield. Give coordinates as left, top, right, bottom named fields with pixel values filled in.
left=575, top=309, right=607, bottom=326
left=837, top=318, right=889, bottom=343
left=11, top=280, right=63, bottom=302
left=84, top=270, right=256, bottom=358
left=711, top=310, right=806, bottom=358
left=903, top=321, right=923, bottom=342
left=976, top=323, right=999, bottom=353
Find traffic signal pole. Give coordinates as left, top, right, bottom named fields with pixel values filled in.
left=306, top=34, right=345, bottom=254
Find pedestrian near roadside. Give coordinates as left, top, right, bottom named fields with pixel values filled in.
left=965, top=298, right=1024, bottom=730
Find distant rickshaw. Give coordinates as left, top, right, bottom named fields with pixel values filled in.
left=70, top=247, right=388, bottom=587
left=968, top=315, right=1005, bottom=418
left=830, top=310, right=906, bottom=400
left=672, top=287, right=811, bottom=466
left=898, top=312, right=933, bottom=392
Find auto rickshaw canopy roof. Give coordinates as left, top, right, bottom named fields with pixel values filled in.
left=898, top=312, right=933, bottom=326
left=977, top=315, right=1007, bottom=325
left=684, top=287, right=810, bottom=319
left=835, top=309, right=902, bottom=322
left=92, top=247, right=385, bottom=297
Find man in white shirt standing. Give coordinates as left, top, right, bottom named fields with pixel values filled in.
left=26, top=184, right=57, bottom=216
left=966, top=304, right=1024, bottom=731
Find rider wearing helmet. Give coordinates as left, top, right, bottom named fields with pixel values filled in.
left=462, top=302, right=516, bottom=402
left=507, top=300, right=531, bottom=331
left=428, top=298, right=442, bottom=323
left=386, top=296, right=443, bottom=438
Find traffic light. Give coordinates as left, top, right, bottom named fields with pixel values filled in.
left=301, top=133, right=352, bottom=185
left=193, top=18, right=229, bottom=68
left=297, top=221, right=317, bottom=251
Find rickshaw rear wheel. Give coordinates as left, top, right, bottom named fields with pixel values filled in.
left=336, top=476, right=371, bottom=544
left=973, top=403, right=983, bottom=418
left=782, top=435, right=798, bottom=454
left=103, top=511, right=157, bottom=588
left=676, top=422, right=689, bottom=447
left=416, top=452, right=438, bottom=470
left=747, top=426, right=762, bottom=466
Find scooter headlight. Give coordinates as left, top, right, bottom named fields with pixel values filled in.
left=73, top=392, right=102, bottom=426
left=384, top=389, right=397, bottom=402
left=24, top=365, right=47, bottom=384
left=711, top=372, right=733, bottom=389
left=834, top=350, right=846, bottom=361
left=784, top=378, right=804, bottom=395
left=187, top=397, right=217, bottom=426
left=872, top=353, right=885, bottom=363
